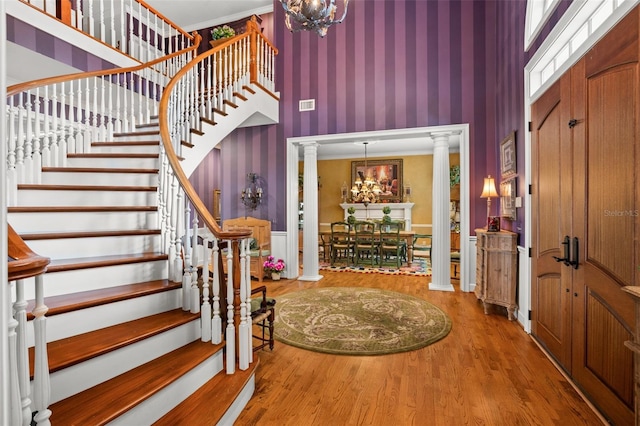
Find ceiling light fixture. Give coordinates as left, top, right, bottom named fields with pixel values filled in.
left=351, top=142, right=381, bottom=206
left=280, top=0, right=350, bottom=38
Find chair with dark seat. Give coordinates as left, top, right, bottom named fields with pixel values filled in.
left=251, top=285, right=276, bottom=351
left=379, top=222, right=406, bottom=268
left=330, top=221, right=353, bottom=265
left=353, top=221, right=378, bottom=267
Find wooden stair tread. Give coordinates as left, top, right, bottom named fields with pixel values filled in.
left=26, top=279, right=180, bottom=319
left=154, top=357, right=259, bottom=425
left=190, top=128, right=204, bottom=136
left=223, top=99, right=238, bottom=109
left=41, top=167, right=159, bottom=174
left=233, top=91, right=248, bottom=102
left=242, top=85, right=256, bottom=94
left=200, top=116, right=216, bottom=126
left=49, top=340, right=223, bottom=426
left=16, top=184, right=157, bottom=191
left=8, top=206, right=157, bottom=213
left=46, top=252, right=168, bottom=273
left=92, top=141, right=159, bottom=146
left=67, top=153, right=159, bottom=158
left=213, top=107, right=228, bottom=117
left=32, top=309, right=200, bottom=374
left=113, top=130, right=160, bottom=137
left=20, top=229, right=161, bottom=240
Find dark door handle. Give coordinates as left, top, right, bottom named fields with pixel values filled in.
left=552, top=236, right=571, bottom=266
left=570, top=237, right=579, bottom=269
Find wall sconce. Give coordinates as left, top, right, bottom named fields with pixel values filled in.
left=241, top=173, right=263, bottom=210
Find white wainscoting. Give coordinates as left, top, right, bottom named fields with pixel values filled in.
left=339, top=203, right=414, bottom=228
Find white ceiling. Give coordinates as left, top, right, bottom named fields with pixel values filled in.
left=144, top=0, right=273, bottom=33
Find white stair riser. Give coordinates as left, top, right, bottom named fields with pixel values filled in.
left=90, top=144, right=160, bottom=154
left=8, top=210, right=160, bottom=233
left=65, top=156, right=159, bottom=169
left=20, top=260, right=168, bottom=299
left=112, top=352, right=224, bottom=426
left=44, top=320, right=205, bottom=404
left=113, top=133, right=160, bottom=142
left=25, top=234, right=163, bottom=259
left=26, top=289, right=183, bottom=346
left=41, top=171, right=158, bottom=186
left=17, top=189, right=158, bottom=207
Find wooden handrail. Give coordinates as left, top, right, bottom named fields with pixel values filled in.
left=137, top=0, right=195, bottom=42
left=7, top=32, right=202, bottom=97
left=158, top=18, right=279, bottom=241
left=8, top=224, right=50, bottom=282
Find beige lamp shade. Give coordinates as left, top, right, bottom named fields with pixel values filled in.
left=480, top=175, right=499, bottom=198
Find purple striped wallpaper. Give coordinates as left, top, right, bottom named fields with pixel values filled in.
left=7, top=16, right=117, bottom=73
left=195, top=0, right=502, bottom=231
left=493, top=0, right=572, bottom=236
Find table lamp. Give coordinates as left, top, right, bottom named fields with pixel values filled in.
left=480, top=175, right=499, bottom=230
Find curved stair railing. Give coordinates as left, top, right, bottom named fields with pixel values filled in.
left=4, top=39, right=199, bottom=425
left=159, top=16, right=278, bottom=373
left=16, top=0, right=195, bottom=61
left=5, top=36, right=201, bottom=206
left=7, top=224, right=51, bottom=425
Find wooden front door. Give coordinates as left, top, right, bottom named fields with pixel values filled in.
left=531, top=8, right=638, bottom=425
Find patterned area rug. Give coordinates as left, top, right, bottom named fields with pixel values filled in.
left=319, top=257, right=431, bottom=277
left=274, top=287, right=451, bottom=355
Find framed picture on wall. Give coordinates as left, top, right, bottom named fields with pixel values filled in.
left=212, top=189, right=221, bottom=225
left=500, top=178, right=516, bottom=220
left=500, top=131, right=517, bottom=179
left=351, top=159, right=403, bottom=203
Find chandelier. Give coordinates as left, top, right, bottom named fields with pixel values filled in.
left=241, top=173, right=263, bottom=210
left=280, top=0, right=350, bottom=37
left=351, top=142, right=381, bottom=206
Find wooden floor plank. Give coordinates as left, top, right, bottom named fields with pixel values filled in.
left=236, top=271, right=607, bottom=425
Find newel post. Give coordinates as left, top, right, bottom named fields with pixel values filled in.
left=248, top=16, right=258, bottom=84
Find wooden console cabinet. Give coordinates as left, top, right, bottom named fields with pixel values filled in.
left=474, top=229, right=517, bottom=320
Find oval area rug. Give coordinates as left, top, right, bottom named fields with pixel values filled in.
left=274, top=287, right=452, bottom=355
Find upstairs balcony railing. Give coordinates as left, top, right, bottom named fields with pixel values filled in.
left=18, top=0, right=195, bottom=61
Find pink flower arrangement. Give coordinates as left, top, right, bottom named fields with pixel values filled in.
left=263, top=255, right=286, bottom=274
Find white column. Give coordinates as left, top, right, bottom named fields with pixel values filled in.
left=430, top=132, right=455, bottom=292
left=299, top=142, right=322, bottom=281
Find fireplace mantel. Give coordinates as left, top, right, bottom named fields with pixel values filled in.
left=339, top=203, right=414, bottom=229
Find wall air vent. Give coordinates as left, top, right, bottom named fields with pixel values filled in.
left=299, top=99, right=316, bottom=112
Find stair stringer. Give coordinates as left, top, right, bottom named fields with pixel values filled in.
left=181, top=84, right=279, bottom=177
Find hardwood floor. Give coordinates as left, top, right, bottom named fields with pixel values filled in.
left=237, top=271, right=607, bottom=425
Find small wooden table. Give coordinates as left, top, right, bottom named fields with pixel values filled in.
left=319, top=229, right=416, bottom=266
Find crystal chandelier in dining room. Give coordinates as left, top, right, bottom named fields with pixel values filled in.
left=351, top=142, right=381, bottom=206
left=279, top=0, right=350, bottom=37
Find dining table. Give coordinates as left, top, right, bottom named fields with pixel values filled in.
left=319, top=229, right=417, bottom=266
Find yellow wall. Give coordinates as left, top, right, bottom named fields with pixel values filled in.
left=300, top=153, right=460, bottom=231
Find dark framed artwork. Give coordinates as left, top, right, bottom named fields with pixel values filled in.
left=351, top=159, right=403, bottom=203
left=500, top=131, right=517, bottom=179
left=500, top=178, right=516, bottom=220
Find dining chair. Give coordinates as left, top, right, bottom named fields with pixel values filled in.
left=379, top=222, right=406, bottom=268
left=412, top=234, right=432, bottom=261
left=330, top=221, right=353, bottom=265
left=353, top=221, right=378, bottom=267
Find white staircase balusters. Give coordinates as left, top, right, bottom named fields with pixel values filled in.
left=8, top=291, right=22, bottom=426
left=182, top=203, right=192, bottom=311
left=32, top=88, right=42, bottom=184
left=238, top=238, right=249, bottom=371
left=87, top=0, right=94, bottom=37
left=15, top=96, right=26, bottom=186
left=32, top=274, right=51, bottom=426
left=110, top=0, right=116, bottom=49
left=41, top=86, right=52, bottom=168
left=211, top=237, right=222, bottom=344
left=200, top=231, right=213, bottom=342
left=24, top=93, right=34, bottom=185
left=98, top=0, right=105, bottom=43
left=51, top=83, right=60, bottom=167
left=7, top=98, right=17, bottom=206
left=225, top=240, right=235, bottom=375
left=13, top=280, right=31, bottom=426
left=190, top=213, right=200, bottom=314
